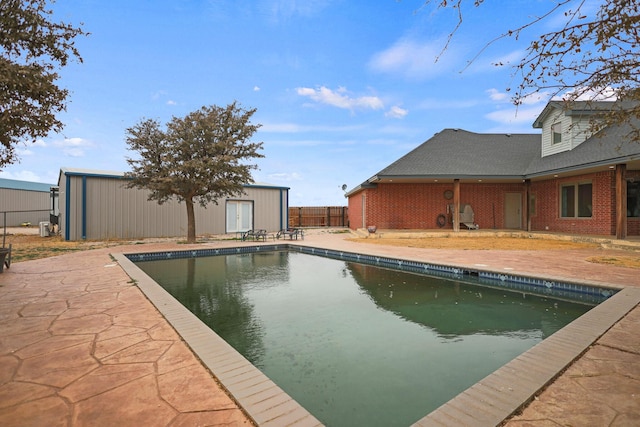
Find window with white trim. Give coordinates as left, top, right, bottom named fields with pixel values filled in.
left=551, top=122, right=562, bottom=144
left=560, top=182, right=592, bottom=218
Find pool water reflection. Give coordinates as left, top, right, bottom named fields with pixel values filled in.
left=136, top=251, right=592, bottom=427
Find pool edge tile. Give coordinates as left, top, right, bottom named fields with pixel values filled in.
left=115, top=249, right=640, bottom=427
left=113, top=253, right=324, bottom=427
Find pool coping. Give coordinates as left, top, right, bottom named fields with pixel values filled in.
left=113, top=246, right=640, bottom=427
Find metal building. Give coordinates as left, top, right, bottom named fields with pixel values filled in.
left=58, top=168, right=290, bottom=241
left=0, top=178, right=56, bottom=227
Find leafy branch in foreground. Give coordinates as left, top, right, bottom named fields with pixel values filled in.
left=422, top=0, right=640, bottom=143
left=0, top=0, right=87, bottom=167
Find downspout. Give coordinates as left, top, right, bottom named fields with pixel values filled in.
left=280, top=188, right=288, bottom=230
left=524, top=179, right=531, bottom=232
left=82, top=175, right=87, bottom=240
left=361, top=194, right=366, bottom=229
left=453, top=179, right=460, bottom=232
left=65, top=174, right=71, bottom=241
left=616, top=164, right=627, bottom=239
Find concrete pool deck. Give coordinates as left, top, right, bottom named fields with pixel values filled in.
left=0, top=229, right=639, bottom=426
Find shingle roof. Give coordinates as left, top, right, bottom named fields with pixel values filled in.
left=525, top=121, right=640, bottom=176
left=363, top=122, right=640, bottom=186
left=371, top=129, right=541, bottom=180
left=532, top=100, right=619, bottom=128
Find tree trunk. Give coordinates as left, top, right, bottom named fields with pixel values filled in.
left=186, top=198, right=196, bottom=243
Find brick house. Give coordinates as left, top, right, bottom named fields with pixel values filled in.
left=346, top=101, right=640, bottom=238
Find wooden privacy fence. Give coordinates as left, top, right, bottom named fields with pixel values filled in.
left=289, top=206, right=348, bottom=228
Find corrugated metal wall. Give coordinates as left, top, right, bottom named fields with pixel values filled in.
left=60, top=172, right=288, bottom=241
left=0, top=188, right=50, bottom=226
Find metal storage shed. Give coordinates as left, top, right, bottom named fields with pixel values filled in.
left=58, top=168, right=290, bottom=241
left=0, top=178, right=56, bottom=227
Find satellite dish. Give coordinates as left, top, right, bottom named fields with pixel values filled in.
left=341, top=184, right=347, bottom=191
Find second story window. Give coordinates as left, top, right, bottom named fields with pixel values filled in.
left=551, top=122, right=562, bottom=144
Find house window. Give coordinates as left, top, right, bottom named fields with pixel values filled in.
left=628, top=181, right=640, bottom=217
left=551, top=122, right=562, bottom=144
left=561, top=182, right=592, bottom=218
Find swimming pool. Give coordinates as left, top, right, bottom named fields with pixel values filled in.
left=123, top=245, right=612, bottom=426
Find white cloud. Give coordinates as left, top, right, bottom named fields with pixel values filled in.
left=166, top=100, right=177, bottom=105
left=254, top=86, right=261, bottom=91
left=296, top=86, right=384, bottom=111
left=487, top=88, right=510, bottom=102
left=488, top=88, right=552, bottom=106
left=57, top=137, right=89, bottom=147
left=260, top=122, right=364, bottom=133
left=485, top=106, right=543, bottom=125
left=267, top=172, right=303, bottom=182
left=556, top=86, right=618, bottom=101
left=0, top=170, right=42, bottom=182
left=64, top=148, right=86, bottom=157
left=53, top=137, right=93, bottom=157
left=369, top=38, right=456, bottom=79
left=385, top=105, right=408, bottom=119
left=518, top=91, right=551, bottom=106
left=263, top=0, right=332, bottom=22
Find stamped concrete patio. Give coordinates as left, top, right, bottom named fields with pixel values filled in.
left=0, top=229, right=638, bottom=426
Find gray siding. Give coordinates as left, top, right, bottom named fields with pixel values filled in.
left=541, top=109, right=595, bottom=157
left=0, top=188, right=50, bottom=226
left=541, top=109, right=570, bottom=157
left=60, top=172, right=288, bottom=241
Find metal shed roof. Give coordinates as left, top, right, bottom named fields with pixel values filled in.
left=0, top=177, right=55, bottom=192
left=57, top=167, right=289, bottom=190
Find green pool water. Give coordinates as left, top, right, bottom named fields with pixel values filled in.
left=135, top=250, right=593, bottom=427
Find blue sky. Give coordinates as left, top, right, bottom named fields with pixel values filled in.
left=1, top=0, right=585, bottom=205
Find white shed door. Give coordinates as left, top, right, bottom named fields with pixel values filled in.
left=226, top=201, right=253, bottom=233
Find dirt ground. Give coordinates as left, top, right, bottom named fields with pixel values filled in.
left=348, top=236, right=640, bottom=269
left=2, top=230, right=640, bottom=269
left=1, top=234, right=133, bottom=263
left=348, top=236, right=598, bottom=250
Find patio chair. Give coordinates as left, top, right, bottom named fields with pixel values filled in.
left=241, top=229, right=268, bottom=241
left=253, top=229, right=267, bottom=241
left=276, top=228, right=304, bottom=240
left=0, top=244, right=11, bottom=273
left=448, top=204, right=480, bottom=230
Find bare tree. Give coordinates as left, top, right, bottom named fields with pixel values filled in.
left=0, top=0, right=87, bottom=168
left=125, top=102, right=264, bottom=243
left=422, top=0, right=640, bottom=142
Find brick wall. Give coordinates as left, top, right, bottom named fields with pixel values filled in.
left=530, top=171, right=615, bottom=235
left=348, top=170, right=639, bottom=236
left=348, top=193, right=363, bottom=229
left=350, top=182, right=525, bottom=230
